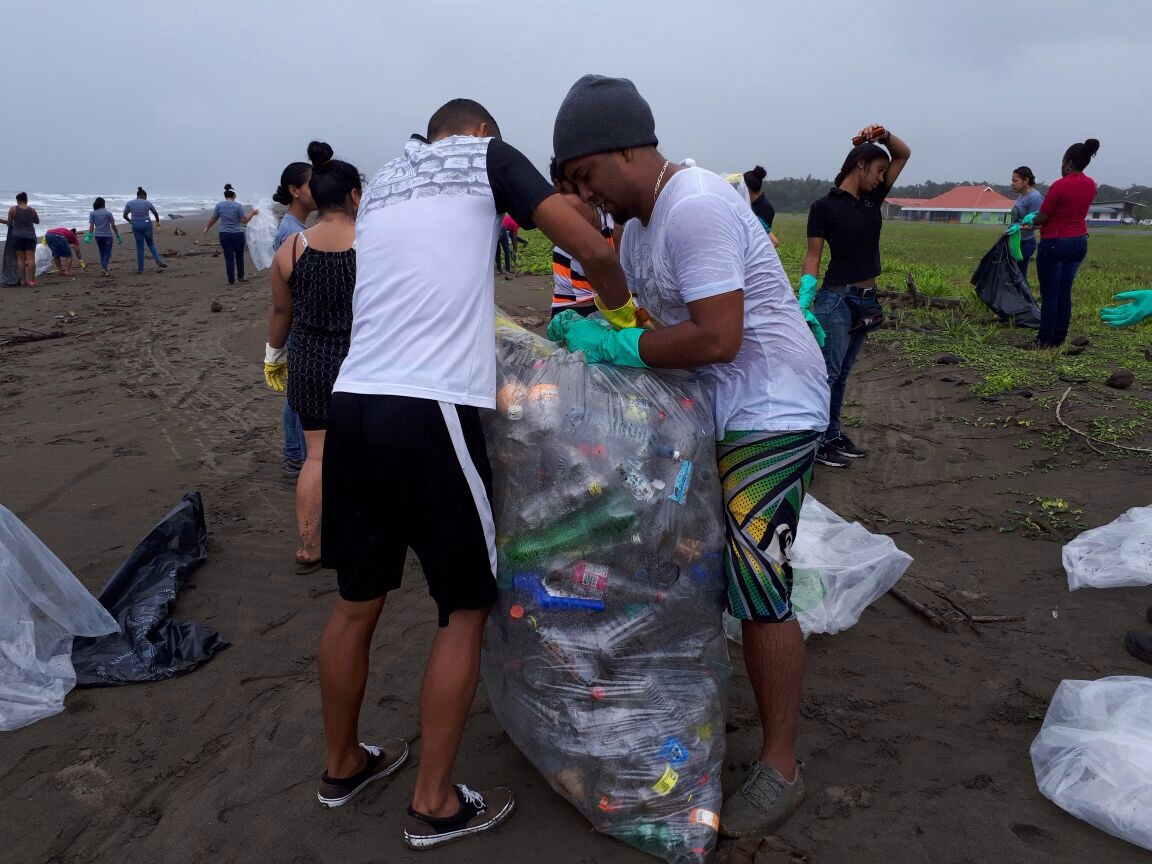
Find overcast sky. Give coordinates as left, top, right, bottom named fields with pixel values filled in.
left=4, top=0, right=1149, bottom=197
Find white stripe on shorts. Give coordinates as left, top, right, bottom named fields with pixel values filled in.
left=438, top=401, right=497, bottom=579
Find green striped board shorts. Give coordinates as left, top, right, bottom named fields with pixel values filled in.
left=719, top=430, right=821, bottom=623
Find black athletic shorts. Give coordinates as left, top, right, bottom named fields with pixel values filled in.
left=321, top=393, right=498, bottom=626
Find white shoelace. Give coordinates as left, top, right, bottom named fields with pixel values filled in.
left=457, top=784, right=485, bottom=809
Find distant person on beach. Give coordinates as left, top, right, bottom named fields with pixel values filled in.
left=495, top=217, right=513, bottom=274
left=1009, top=166, right=1042, bottom=283
left=204, top=184, right=258, bottom=285
left=1029, top=138, right=1100, bottom=349
left=547, top=155, right=615, bottom=319
left=123, top=188, right=166, bottom=273
left=803, top=124, right=911, bottom=468
left=272, top=161, right=316, bottom=480
left=315, top=98, right=630, bottom=849
left=44, top=227, right=83, bottom=276
left=87, top=197, right=122, bottom=277
left=6, top=193, right=40, bottom=287
left=744, top=165, right=780, bottom=249
left=264, top=142, right=357, bottom=576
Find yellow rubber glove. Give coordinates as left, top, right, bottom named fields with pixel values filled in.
left=594, top=294, right=640, bottom=330
left=264, top=344, right=287, bottom=393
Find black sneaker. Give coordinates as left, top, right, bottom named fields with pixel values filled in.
left=404, top=784, right=515, bottom=849
left=815, top=442, right=850, bottom=468
left=316, top=740, right=410, bottom=807
left=828, top=434, right=867, bottom=459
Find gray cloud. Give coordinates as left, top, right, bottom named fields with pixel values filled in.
left=4, top=0, right=1148, bottom=197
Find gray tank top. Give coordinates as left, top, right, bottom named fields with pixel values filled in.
left=10, top=206, right=38, bottom=238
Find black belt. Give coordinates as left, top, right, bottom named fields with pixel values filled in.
left=823, top=284, right=876, bottom=298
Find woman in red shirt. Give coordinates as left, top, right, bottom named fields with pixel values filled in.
left=1031, top=138, right=1099, bottom=348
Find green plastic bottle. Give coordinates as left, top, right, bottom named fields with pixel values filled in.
left=500, top=495, right=639, bottom=569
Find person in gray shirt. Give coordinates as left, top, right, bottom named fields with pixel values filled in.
left=204, top=183, right=258, bottom=284
left=123, top=187, right=166, bottom=273
left=1010, top=166, right=1044, bottom=283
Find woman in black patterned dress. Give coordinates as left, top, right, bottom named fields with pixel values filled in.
left=265, top=141, right=361, bottom=573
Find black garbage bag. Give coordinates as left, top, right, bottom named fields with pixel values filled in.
left=970, top=235, right=1040, bottom=328
left=72, top=491, right=228, bottom=686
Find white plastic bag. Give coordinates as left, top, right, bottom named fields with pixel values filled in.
left=1031, top=676, right=1152, bottom=852
left=246, top=198, right=277, bottom=271
left=726, top=495, right=912, bottom=641
left=34, top=241, right=53, bottom=276
left=0, top=505, right=118, bottom=731
left=1063, top=505, right=1152, bottom=590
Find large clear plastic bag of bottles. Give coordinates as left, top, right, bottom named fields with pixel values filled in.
left=481, top=312, right=731, bottom=864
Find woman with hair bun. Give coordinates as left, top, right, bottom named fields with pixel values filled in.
left=272, top=162, right=315, bottom=253
left=264, top=141, right=360, bottom=572
left=1029, top=138, right=1100, bottom=348
left=204, top=184, right=258, bottom=285
left=743, top=165, right=779, bottom=248
left=1008, top=166, right=1042, bottom=282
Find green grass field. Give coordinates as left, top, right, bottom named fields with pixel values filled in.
left=517, top=216, right=1152, bottom=439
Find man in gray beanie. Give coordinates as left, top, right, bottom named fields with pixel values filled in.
left=549, top=74, right=831, bottom=838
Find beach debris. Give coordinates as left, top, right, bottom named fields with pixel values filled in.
left=1105, top=370, right=1134, bottom=390
left=1031, top=676, right=1152, bottom=852
left=72, top=491, right=229, bottom=686
left=888, top=585, right=954, bottom=633
left=1055, top=387, right=1152, bottom=455
left=1064, top=345, right=1086, bottom=356
left=0, top=505, right=118, bottom=731
left=174, top=228, right=186, bottom=236
left=210, top=301, right=223, bottom=313
left=509, top=315, right=544, bottom=327
left=934, top=353, right=964, bottom=365
left=168, top=214, right=185, bottom=219
left=1, top=328, right=74, bottom=347
left=1070, top=335, right=1090, bottom=347
left=1063, top=504, right=1152, bottom=590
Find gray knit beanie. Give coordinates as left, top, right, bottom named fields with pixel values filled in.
left=553, top=75, right=658, bottom=169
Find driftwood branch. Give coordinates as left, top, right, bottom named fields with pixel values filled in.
left=1056, top=387, right=1152, bottom=455
left=888, top=585, right=954, bottom=632
left=0, top=329, right=75, bottom=347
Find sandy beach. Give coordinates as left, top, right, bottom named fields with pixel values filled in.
left=1, top=220, right=1150, bottom=864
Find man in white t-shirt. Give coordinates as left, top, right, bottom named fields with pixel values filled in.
left=548, top=75, right=830, bottom=838
left=316, top=99, right=632, bottom=850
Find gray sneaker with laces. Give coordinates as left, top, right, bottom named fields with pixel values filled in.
left=719, top=761, right=805, bottom=838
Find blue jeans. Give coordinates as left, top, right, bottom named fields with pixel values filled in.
left=283, top=400, right=306, bottom=462
left=95, top=236, right=113, bottom=270
left=813, top=288, right=867, bottom=441
left=219, top=231, right=246, bottom=283
left=495, top=229, right=511, bottom=272
left=1016, top=236, right=1036, bottom=284
left=132, top=223, right=163, bottom=271
left=1035, top=236, right=1088, bottom=347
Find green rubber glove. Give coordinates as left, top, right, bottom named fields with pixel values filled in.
left=1005, top=222, right=1021, bottom=236
left=796, top=274, right=826, bottom=348
left=1006, top=228, right=1022, bottom=262
left=549, top=310, right=646, bottom=367
left=83, top=231, right=93, bottom=244
left=1021, top=212, right=1037, bottom=227
left=116, top=235, right=123, bottom=245
left=1099, top=290, right=1152, bottom=327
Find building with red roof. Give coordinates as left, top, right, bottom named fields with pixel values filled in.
left=883, top=185, right=1016, bottom=224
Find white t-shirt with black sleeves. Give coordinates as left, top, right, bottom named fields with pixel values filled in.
left=620, top=167, right=830, bottom=437
left=333, top=135, right=554, bottom=408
